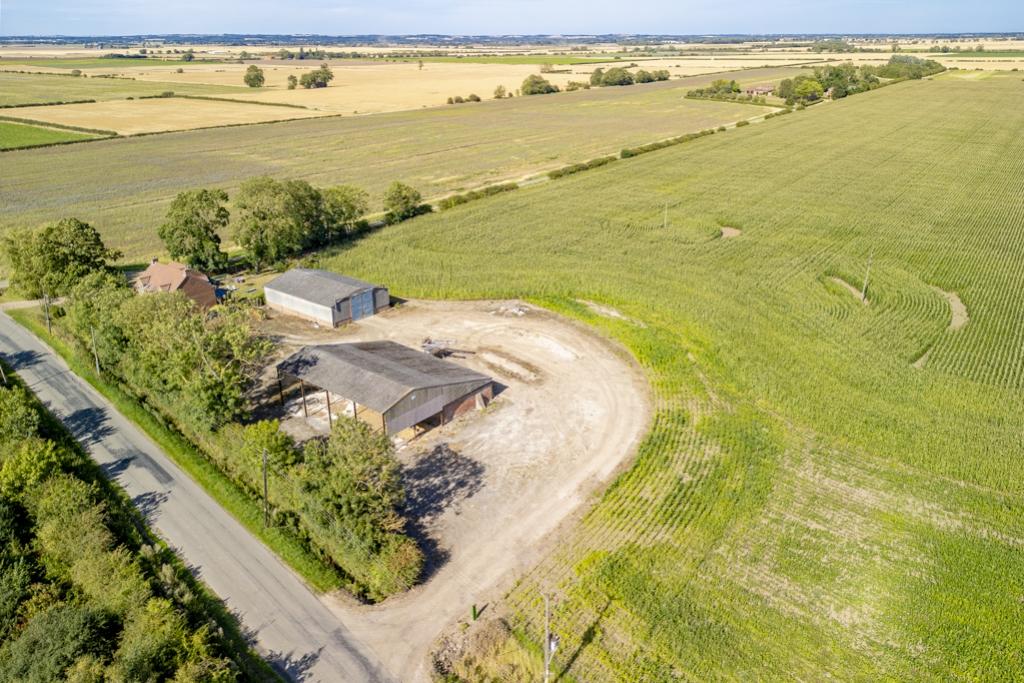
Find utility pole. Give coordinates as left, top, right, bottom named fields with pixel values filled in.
left=90, top=325, right=100, bottom=374
left=0, top=362, right=6, bottom=386
left=860, top=248, right=874, bottom=303
left=43, top=294, right=51, bottom=334
left=262, top=448, right=269, bottom=528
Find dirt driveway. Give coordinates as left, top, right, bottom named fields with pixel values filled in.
left=262, top=299, right=650, bottom=681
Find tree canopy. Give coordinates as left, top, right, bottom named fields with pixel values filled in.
left=243, top=64, right=265, bottom=87
left=158, top=188, right=230, bottom=272
left=2, top=218, right=121, bottom=298
left=299, top=63, right=334, bottom=89
left=383, top=181, right=425, bottom=224
left=520, top=74, right=559, bottom=96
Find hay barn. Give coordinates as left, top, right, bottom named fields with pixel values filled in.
left=264, top=268, right=389, bottom=327
left=277, top=341, right=493, bottom=436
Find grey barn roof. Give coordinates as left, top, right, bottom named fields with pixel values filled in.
left=277, top=341, right=492, bottom=414
left=265, top=269, right=380, bottom=308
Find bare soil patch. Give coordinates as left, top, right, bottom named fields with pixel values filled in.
left=934, top=287, right=968, bottom=331
left=720, top=226, right=742, bottom=238
left=263, top=299, right=651, bottom=681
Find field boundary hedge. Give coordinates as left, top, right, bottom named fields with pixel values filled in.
left=0, top=114, right=116, bottom=136
left=0, top=98, right=97, bottom=109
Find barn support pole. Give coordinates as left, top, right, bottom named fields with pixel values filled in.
left=351, top=399, right=357, bottom=418
left=326, top=390, right=333, bottom=429
left=299, top=380, right=308, bottom=418
left=277, top=378, right=285, bottom=406
left=382, top=413, right=387, bottom=434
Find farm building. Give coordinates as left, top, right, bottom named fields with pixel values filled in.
left=277, top=341, right=493, bottom=436
left=745, top=84, right=775, bottom=96
left=264, top=268, right=389, bottom=327
left=134, top=259, right=218, bottom=309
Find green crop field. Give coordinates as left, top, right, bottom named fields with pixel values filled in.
left=0, top=71, right=244, bottom=106
left=0, top=66, right=799, bottom=258
left=318, top=72, right=1024, bottom=679
left=934, top=50, right=1024, bottom=58
left=0, top=120, right=96, bottom=149
left=406, top=55, right=626, bottom=65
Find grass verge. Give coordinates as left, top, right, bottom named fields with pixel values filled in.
left=7, top=307, right=343, bottom=593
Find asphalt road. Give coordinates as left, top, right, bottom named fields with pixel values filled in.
left=0, top=313, right=388, bottom=683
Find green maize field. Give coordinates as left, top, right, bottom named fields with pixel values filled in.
left=319, top=72, right=1024, bottom=679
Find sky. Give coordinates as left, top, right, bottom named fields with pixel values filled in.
left=1, top=0, right=1021, bottom=37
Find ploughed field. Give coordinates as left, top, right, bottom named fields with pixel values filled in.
left=0, top=67, right=796, bottom=258
left=320, top=73, right=1024, bottom=679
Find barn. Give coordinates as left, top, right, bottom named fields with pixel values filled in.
left=264, top=268, right=389, bottom=327
left=277, top=341, right=494, bottom=436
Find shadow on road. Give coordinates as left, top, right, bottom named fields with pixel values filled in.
left=402, top=443, right=485, bottom=582
left=132, top=490, right=169, bottom=524
left=267, top=647, right=323, bottom=682
left=5, top=349, right=42, bottom=370
left=64, top=406, right=114, bottom=445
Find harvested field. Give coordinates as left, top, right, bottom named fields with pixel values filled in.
left=320, top=73, right=1024, bottom=679
left=9, top=96, right=328, bottom=135
left=0, top=66, right=799, bottom=258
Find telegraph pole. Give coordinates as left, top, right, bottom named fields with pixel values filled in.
left=90, top=325, right=101, bottom=373
left=43, top=294, right=51, bottom=334
left=262, top=448, right=269, bottom=527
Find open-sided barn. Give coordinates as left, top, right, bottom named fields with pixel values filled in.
left=277, top=341, right=493, bottom=435
left=264, top=268, right=389, bottom=327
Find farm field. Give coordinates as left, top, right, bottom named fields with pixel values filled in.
left=319, top=72, right=1024, bottom=679
left=0, top=56, right=218, bottom=69
left=11, top=96, right=329, bottom=134
left=0, top=66, right=797, bottom=258
left=0, top=120, right=97, bottom=148
left=0, top=71, right=244, bottom=106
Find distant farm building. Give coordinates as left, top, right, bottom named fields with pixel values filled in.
left=134, top=260, right=218, bottom=309
left=264, top=269, right=388, bottom=327
left=277, top=341, right=493, bottom=436
left=745, top=84, right=775, bottom=96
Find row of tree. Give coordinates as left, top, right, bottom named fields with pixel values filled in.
left=589, top=67, right=671, bottom=87
left=0, top=378, right=243, bottom=680
left=156, top=178, right=426, bottom=271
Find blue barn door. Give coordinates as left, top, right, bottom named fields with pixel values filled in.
left=350, top=290, right=374, bottom=320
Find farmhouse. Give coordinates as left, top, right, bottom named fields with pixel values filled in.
left=134, top=259, right=218, bottom=309
left=745, top=84, right=775, bottom=96
left=264, top=268, right=389, bottom=327
left=277, top=340, right=493, bottom=435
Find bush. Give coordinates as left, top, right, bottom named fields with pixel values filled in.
left=521, top=74, right=559, bottom=95
left=438, top=183, right=518, bottom=210
left=547, top=155, right=617, bottom=180
left=735, top=119, right=750, bottom=127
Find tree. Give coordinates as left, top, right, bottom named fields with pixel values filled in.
left=233, top=176, right=325, bottom=266
left=287, top=74, right=298, bottom=89
left=181, top=49, right=194, bottom=62
left=2, top=218, right=121, bottom=298
left=520, top=74, right=559, bottom=95
left=634, top=69, right=655, bottom=83
left=382, top=182, right=424, bottom=224
left=589, top=67, right=605, bottom=86
left=0, top=604, right=112, bottom=683
left=241, top=420, right=297, bottom=473
left=777, top=78, right=795, bottom=101
left=243, top=65, right=265, bottom=87
left=158, top=189, right=230, bottom=271
left=493, top=85, right=506, bottom=99
left=599, top=67, right=634, bottom=86
left=0, top=386, right=40, bottom=446
left=322, top=185, right=369, bottom=241
left=299, top=63, right=334, bottom=89
left=794, top=78, right=825, bottom=102
left=467, top=93, right=480, bottom=102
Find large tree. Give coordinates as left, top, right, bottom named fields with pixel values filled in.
left=382, top=182, right=424, bottom=224
left=2, top=218, right=121, bottom=298
left=157, top=188, right=230, bottom=271
left=521, top=74, right=559, bottom=95
left=234, top=176, right=312, bottom=267
left=243, top=65, right=265, bottom=87
left=322, top=185, right=369, bottom=241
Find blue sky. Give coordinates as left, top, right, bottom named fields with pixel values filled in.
left=1, top=0, right=1020, bottom=37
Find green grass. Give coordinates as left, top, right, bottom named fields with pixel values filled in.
left=8, top=307, right=344, bottom=593
left=403, top=55, right=621, bottom=65
left=0, top=65, right=799, bottom=259
left=316, top=73, right=1024, bottom=679
left=934, top=50, right=1024, bottom=59
left=0, top=71, right=245, bottom=107
left=0, top=57, right=218, bottom=69
left=0, top=120, right=96, bottom=149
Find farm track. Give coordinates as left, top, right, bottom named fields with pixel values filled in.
left=323, top=73, right=1024, bottom=679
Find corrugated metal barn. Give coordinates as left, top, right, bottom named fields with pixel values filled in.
left=264, top=269, right=389, bottom=327
left=277, top=341, right=493, bottom=435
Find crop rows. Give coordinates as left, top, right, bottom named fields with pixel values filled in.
left=324, top=73, right=1024, bottom=679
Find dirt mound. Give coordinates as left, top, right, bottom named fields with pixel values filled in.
left=578, top=299, right=646, bottom=327
left=720, top=226, right=742, bottom=238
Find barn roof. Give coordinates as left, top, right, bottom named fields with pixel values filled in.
left=265, top=269, right=380, bottom=307
left=277, top=341, right=492, bottom=414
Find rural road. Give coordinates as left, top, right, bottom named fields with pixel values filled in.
left=0, top=313, right=389, bottom=683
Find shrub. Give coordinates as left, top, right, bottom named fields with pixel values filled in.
left=467, top=93, right=481, bottom=102
left=736, top=119, right=751, bottom=127
left=521, top=74, right=559, bottom=96
left=438, top=183, right=518, bottom=210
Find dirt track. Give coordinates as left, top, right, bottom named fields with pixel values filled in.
left=264, top=299, right=650, bottom=681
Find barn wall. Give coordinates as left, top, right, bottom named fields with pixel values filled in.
left=442, top=383, right=493, bottom=422
left=265, top=289, right=334, bottom=326
left=373, top=287, right=390, bottom=312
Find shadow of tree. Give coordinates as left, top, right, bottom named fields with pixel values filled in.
left=5, top=349, right=41, bottom=370
left=63, top=406, right=114, bottom=445
left=266, top=647, right=323, bottom=682
left=131, top=490, right=168, bottom=524
left=401, top=443, right=485, bottom=582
